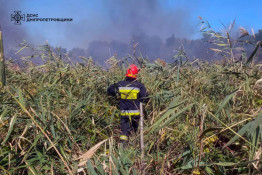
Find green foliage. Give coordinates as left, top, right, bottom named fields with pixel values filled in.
left=0, top=33, right=262, bottom=174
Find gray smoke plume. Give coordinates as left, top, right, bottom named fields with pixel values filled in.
left=0, top=0, right=197, bottom=63
left=61, top=0, right=196, bottom=63
left=63, top=0, right=195, bottom=49
left=104, top=0, right=194, bottom=39
left=0, top=0, right=29, bottom=55
left=1, top=0, right=260, bottom=64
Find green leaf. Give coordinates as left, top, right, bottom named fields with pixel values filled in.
left=160, top=103, right=194, bottom=130
left=213, top=162, right=236, bottom=166
left=248, top=113, right=262, bottom=134
left=87, top=160, right=98, bottom=175
left=149, top=99, right=187, bottom=134
left=18, top=89, right=25, bottom=107
left=215, top=90, right=237, bottom=115
left=205, top=167, right=215, bottom=175
left=179, top=161, right=206, bottom=170
left=0, top=108, right=8, bottom=122
left=2, top=114, right=17, bottom=145
left=225, top=122, right=252, bottom=147
left=167, top=95, right=182, bottom=109
left=96, top=164, right=106, bottom=175
left=216, top=43, right=229, bottom=47
left=200, top=127, right=223, bottom=139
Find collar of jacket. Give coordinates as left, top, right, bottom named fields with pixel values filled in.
left=125, top=77, right=136, bottom=82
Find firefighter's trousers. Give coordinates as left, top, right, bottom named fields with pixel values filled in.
left=119, top=115, right=140, bottom=141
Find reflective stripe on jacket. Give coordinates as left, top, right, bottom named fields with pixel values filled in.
left=107, top=77, right=148, bottom=115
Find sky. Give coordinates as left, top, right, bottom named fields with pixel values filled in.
left=0, top=0, right=261, bottom=52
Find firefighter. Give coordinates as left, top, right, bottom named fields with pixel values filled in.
left=107, top=64, right=149, bottom=143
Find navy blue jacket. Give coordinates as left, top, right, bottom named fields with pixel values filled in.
left=107, top=77, right=148, bottom=115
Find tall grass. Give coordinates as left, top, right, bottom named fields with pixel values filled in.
left=0, top=28, right=6, bottom=87
left=0, top=24, right=262, bottom=174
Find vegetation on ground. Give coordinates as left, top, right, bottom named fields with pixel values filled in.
left=0, top=20, right=262, bottom=174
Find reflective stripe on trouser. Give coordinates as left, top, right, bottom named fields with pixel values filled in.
left=120, top=115, right=140, bottom=137
left=121, top=110, right=140, bottom=116
left=120, top=135, right=128, bottom=141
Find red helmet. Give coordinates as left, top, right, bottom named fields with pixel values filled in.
left=126, top=64, right=139, bottom=78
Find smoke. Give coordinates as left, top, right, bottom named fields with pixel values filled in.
left=1, top=0, right=260, bottom=64
left=62, top=0, right=195, bottom=49
left=0, top=0, right=198, bottom=63
left=104, top=0, right=194, bottom=39
left=60, top=0, right=197, bottom=63
left=0, top=0, right=29, bottom=55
